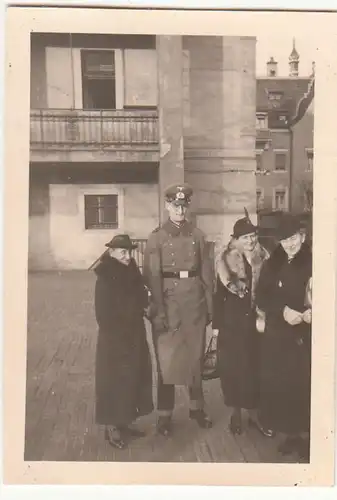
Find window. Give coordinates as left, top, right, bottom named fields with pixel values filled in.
left=274, top=189, right=288, bottom=211
left=84, top=194, right=118, bottom=229
left=268, top=91, right=283, bottom=101
left=256, top=189, right=264, bottom=211
left=256, top=152, right=263, bottom=171
left=81, top=50, right=116, bottom=110
left=275, top=152, right=287, bottom=171
left=306, top=149, right=314, bottom=172
left=256, top=112, right=268, bottom=130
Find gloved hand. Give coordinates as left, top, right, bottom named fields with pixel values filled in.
left=227, top=279, right=249, bottom=299
left=256, top=307, right=266, bottom=333
left=302, top=308, right=312, bottom=324
left=283, top=306, right=303, bottom=326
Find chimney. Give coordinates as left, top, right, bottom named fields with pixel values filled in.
left=267, top=57, right=278, bottom=77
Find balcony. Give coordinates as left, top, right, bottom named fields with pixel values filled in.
left=30, top=109, right=160, bottom=163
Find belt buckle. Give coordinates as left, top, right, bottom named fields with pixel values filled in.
left=179, top=271, right=189, bottom=278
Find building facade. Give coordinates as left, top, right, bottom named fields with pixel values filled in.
left=29, top=33, right=257, bottom=270
left=255, top=42, right=314, bottom=216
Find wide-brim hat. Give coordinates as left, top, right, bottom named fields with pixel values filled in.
left=232, top=217, right=258, bottom=239
left=276, top=214, right=303, bottom=240
left=105, top=234, right=138, bottom=250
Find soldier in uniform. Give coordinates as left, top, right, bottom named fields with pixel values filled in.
left=143, top=183, right=214, bottom=436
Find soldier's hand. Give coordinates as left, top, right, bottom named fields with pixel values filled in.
left=212, top=329, right=219, bottom=337
left=153, top=316, right=168, bottom=333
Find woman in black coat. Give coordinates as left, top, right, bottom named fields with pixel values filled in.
left=255, top=214, right=312, bottom=461
left=212, top=217, right=271, bottom=436
left=94, top=234, right=154, bottom=449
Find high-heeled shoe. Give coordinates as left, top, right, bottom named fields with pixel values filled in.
left=229, top=414, right=242, bottom=435
left=104, top=426, right=126, bottom=449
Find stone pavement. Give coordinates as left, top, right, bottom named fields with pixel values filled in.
left=25, top=271, right=301, bottom=463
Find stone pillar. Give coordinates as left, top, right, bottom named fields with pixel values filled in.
left=214, top=36, right=257, bottom=260
left=183, top=36, right=257, bottom=256
left=156, top=35, right=184, bottom=222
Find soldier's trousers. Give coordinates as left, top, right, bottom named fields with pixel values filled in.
left=157, top=373, right=204, bottom=416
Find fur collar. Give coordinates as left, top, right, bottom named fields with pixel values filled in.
left=94, top=255, right=139, bottom=280
left=217, top=239, right=270, bottom=304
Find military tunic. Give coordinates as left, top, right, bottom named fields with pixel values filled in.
left=143, top=219, right=214, bottom=386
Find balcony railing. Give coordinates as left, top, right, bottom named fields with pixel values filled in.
left=30, top=109, right=159, bottom=148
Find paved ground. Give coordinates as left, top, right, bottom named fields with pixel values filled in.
left=25, top=271, right=303, bottom=463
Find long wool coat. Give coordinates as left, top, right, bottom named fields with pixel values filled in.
left=143, top=219, right=214, bottom=386
left=255, top=242, right=312, bottom=434
left=94, top=255, right=154, bottom=426
left=213, top=241, right=269, bottom=409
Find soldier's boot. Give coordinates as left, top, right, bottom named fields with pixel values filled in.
left=189, top=409, right=213, bottom=429
left=156, top=415, right=172, bottom=437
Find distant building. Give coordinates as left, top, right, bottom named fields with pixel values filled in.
left=255, top=40, right=314, bottom=215
left=29, top=34, right=257, bottom=270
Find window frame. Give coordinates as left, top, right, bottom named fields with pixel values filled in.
left=305, top=147, right=314, bottom=172
left=84, top=194, right=119, bottom=230
left=272, top=186, right=289, bottom=211
left=79, top=185, right=124, bottom=232
left=80, top=48, right=124, bottom=110
left=256, top=187, right=264, bottom=211
left=274, top=149, right=288, bottom=172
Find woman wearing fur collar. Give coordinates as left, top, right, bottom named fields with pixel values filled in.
left=212, top=216, right=271, bottom=436
left=255, top=214, right=312, bottom=462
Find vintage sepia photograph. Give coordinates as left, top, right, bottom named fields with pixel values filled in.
left=3, top=6, right=336, bottom=487
left=26, top=30, right=315, bottom=463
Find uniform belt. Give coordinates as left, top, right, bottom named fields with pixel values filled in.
left=162, top=271, right=198, bottom=279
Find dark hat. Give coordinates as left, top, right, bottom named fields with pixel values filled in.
left=164, top=183, right=193, bottom=206
left=105, top=234, right=138, bottom=250
left=276, top=213, right=302, bottom=240
left=232, top=217, right=258, bottom=239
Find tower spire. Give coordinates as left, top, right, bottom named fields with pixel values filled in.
left=289, top=38, right=299, bottom=77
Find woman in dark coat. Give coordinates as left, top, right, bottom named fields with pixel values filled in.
left=255, top=214, right=312, bottom=461
left=212, top=217, right=271, bottom=435
left=94, top=234, right=154, bottom=449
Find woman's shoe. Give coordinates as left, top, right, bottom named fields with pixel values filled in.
left=278, top=436, right=300, bottom=456
left=121, top=426, right=146, bottom=439
left=229, top=414, right=242, bottom=435
left=189, top=409, right=213, bottom=429
left=248, top=418, right=275, bottom=438
left=156, top=416, right=172, bottom=437
left=104, top=426, right=127, bottom=449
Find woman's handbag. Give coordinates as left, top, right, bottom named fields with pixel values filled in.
left=202, top=334, right=219, bottom=381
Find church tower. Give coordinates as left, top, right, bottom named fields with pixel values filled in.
left=289, top=38, right=299, bottom=77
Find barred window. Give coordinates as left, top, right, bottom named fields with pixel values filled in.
left=84, top=194, right=118, bottom=229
